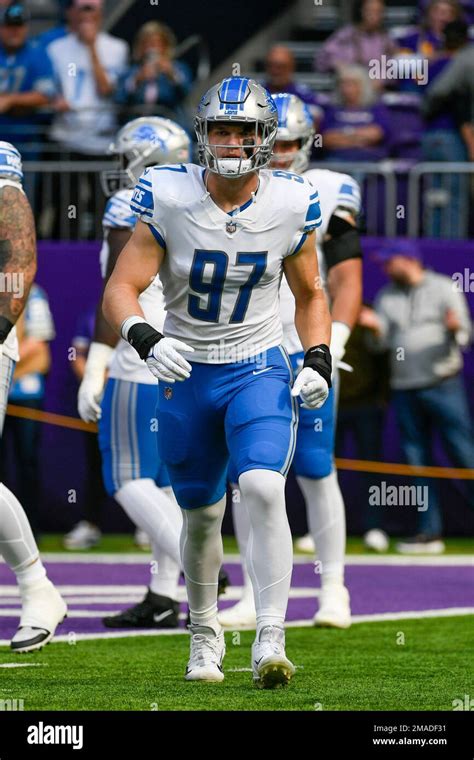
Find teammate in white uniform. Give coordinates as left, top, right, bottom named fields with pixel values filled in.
left=220, top=94, right=362, bottom=629
left=0, top=142, right=67, bottom=652
left=78, top=118, right=190, bottom=628
left=103, top=77, right=332, bottom=688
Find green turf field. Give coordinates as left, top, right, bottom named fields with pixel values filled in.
left=1, top=617, right=472, bottom=711
left=37, top=534, right=474, bottom=555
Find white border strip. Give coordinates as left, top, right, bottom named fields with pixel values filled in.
left=1, top=553, right=471, bottom=566
left=0, top=608, right=472, bottom=646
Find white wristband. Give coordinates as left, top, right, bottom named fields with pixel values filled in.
left=120, top=315, right=147, bottom=342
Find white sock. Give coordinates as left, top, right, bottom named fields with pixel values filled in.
left=181, top=497, right=226, bottom=631
left=114, top=479, right=182, bottom=566
left=297, top=470, right=346, bottom=587
left=0, top=484, right=46, bottom=587
left=230, top=484, right=254, bottom=599
left=239, top=469, right=292, bottom=633
left=148, top=485, right=181, bottom=600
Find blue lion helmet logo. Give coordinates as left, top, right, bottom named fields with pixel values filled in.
left=131, top=126, right=166, bottom=151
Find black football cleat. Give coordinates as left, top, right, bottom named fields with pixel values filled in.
left=218, top=567, right=230, bottom=596
left=102, top=589, right=179, bottom=629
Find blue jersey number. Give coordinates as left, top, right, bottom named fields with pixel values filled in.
left=188, top=250, right=267, bottom=323
left=272, top=170, right=304, bottom=184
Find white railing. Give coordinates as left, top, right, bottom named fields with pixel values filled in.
left=21, top=159, right=474, bottom=240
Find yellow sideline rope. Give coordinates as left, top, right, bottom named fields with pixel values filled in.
left=6, top=404, right=474, bottom=480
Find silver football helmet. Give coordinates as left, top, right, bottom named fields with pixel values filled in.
left=101, top=116, right=190, bottom=196
left=194, top=77, right=278, bottom=178
left=271, top=93, right=315, bottom=174
left=0, top=141, right=23, bottom=184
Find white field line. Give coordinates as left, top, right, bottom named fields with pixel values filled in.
left=0, top=663, right=48, bottom=668
left=0, top=607, right=472, bottom=647
left=0, top=553, right=471, bottom=566
left=0, top=587, right=321, bottom=611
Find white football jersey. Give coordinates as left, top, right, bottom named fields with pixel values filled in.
left=101, top=189, right=166, bottom=385
left=48, top=32, right=128, bottom=154
left=0, top=178, right=25, bottom=362
left=131, top=163, right=321, bottom=363
left=280, top=169, right=361, bottom=355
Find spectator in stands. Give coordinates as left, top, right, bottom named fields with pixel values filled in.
left=397, top=0, right=462, bottom=59
left=263, top=45, right=324, bottom=124
left=116, top=22, right=192, bottom=123
left=0, top=3, right=56, bottom=156
left=419, top=0, right=474, bottom=23
left=335, top=305, right=391, bottom=552
left=421, top=20, right=470, bottom=238
left=320, top=65, right=391, bottom=161
left=360, top=240, right=474, bottom=554
left=315, top=0, right=397, bottom=76
left=422, top=26, right=474, bottom=161
left=48, top=0, right=128, bottom=156
left=0, top=284, right=55, bottom=538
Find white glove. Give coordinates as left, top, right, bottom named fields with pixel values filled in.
left=77, top=342, right=114, bottom=422
left=330, top=321, right=352, bottom=377
left=146, top=337, right=194, bottom=382
left=291, top=366, right=329, bottom=409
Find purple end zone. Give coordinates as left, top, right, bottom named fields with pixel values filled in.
left=0, top=560, right=472, bottom=639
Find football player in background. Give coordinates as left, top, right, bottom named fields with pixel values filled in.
left=220, top=94, right=363, bottom=630
left=103, top=77, right=332, bottom=688
left=0, top=142, right=67, bottom=652
left=77, top=118, right=189, bottom=628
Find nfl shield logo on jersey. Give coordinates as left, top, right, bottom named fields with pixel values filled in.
left=226, top=220, right=238, bottom=234
left=164, top=387, right=173, bottom=400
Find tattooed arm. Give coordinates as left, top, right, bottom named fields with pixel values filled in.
left=0, top=184, right=37, bottom=331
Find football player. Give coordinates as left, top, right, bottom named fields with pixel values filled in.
left=78, top=118, right=189, bottom=628
left=220, top=93, right=362, bottom=630
left=102, top=77, right=332, bottom=688
left=0, top=142, right=67, bottom=652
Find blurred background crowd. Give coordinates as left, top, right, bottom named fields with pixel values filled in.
left=1, top=0, right=473, bottom=551
left=1, top=0, right=473, bottom=238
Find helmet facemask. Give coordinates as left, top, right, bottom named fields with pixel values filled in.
left=270, top=133, right=314, bottom=174
left=100, top=143, right=157, bottom=197
left=196, top=118, right=277, bottom=178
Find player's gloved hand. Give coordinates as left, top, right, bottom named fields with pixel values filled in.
left=122, top=316, right=194, bottom=383
left=292, top=367, right=329, bottom=409
left=77, top=342, right=114, bottom=422
left=145, top=337, right=194, bottom=382
left=291, top=343, right=332, bottom=409
left=330, top=321, right=352, bottom=378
